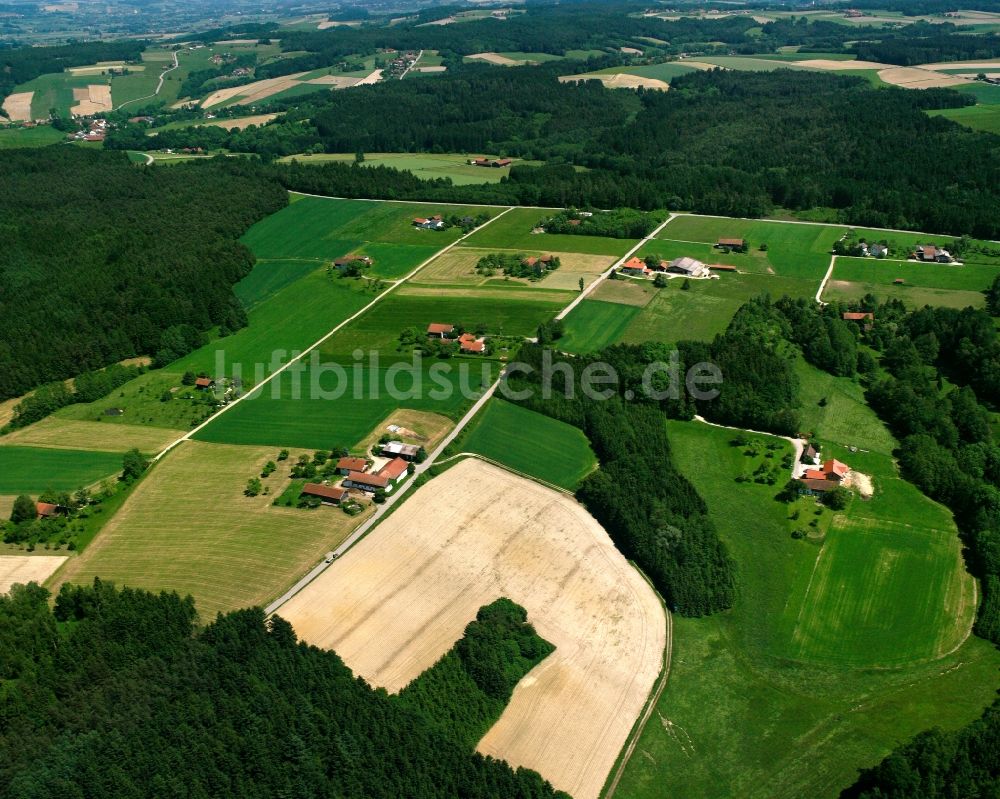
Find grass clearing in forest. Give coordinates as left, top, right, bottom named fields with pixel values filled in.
left=51, top=440, right=371, bottom=619
left=450, top=399, right=597, bottom=489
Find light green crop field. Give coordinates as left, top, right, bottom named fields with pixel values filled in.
left=453, top=399, right=597, bottom=489
left=928, top=103, right=1000, bottom=133
left=656, top=215, right=842, bottom=279
left=824, top=256, right=998, bottom=308
left=558, top=299, right=642, bottom=353
left=279, top=152, right=537, bottom=184
left=51, top=440, right=372, bottom=619
left=0, top=125, right=65, bottom=148
left=955, top=81, right=1000, bottom=104
left=604, top=62, right=699, bottom=81
left=316, top=292, right=565, bottom=358
left=233, top=259, right=321, bottom=310
left=461, top=207, right=637, bottom=255
left=693, top=56, right=811, bottom=71
left=193, top=361, right=496, bottom=450
left=0, top=445, right=122, bottom=493
left=616, top=271, right=818, bottom=344
left=614, top=418, right=998, bottom=799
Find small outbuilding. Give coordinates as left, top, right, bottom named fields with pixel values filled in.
left=301, top=483, right=348, bottom=505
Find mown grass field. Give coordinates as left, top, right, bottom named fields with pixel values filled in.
left=51, top=440, right=371, bottom=619
left=558, top=299, right=642, bottom=353
left=0, top=418, right=183, bottom=455
left=614, top=418, right=997, bottom=799
left=0, top=126, right=65, bottom=148
left=193, top=361, right=497, bottom=450
left=233, top=258, right=321, bottom=310
left=0, top=445, right=122, bottom=494
left=452, top=399, right=597, bottom=489
left=928, top=103, right=1000, bottom=133
left=824, top=256, right=997, bottom=308
left=462, top=207, right=636, bottom=256
left=278, top=152, right=539, bottom=184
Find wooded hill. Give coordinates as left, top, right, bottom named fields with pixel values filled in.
left=0, top=148, right=287, bottom=400
left=0, top=581, right=564, bottom=799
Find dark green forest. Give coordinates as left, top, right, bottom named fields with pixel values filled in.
left=0, top=580, right=564, bottom=799
left=0, top=148, right=287, bottom=400
left=853, top=29, right=1000, bottom=65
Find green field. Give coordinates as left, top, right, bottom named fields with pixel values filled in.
left=453, top=399, right=597, bottom=489
left=929, top=103, right=1000, bottom=133
left=462, top=207, right=637, bottom=256
left=17, top=72, right=98, bottom=118
left=0, top=445, right=122, bottom=493
left=955, top=81, right=1000, bottom=105
left=0, top=126, right=65, bottom=148
left=614, top=418, right=996, bottom=798
left=693, top=56, right=811, bottom=71
left=825, top=256, right=998, bottom=309
left=233, top=258, right=321, bottom=310
left=558, top=299, right=642, bottom=353
left=193, top=361, right=496, bottom=449
left=279, top=152, right=540, bottom=185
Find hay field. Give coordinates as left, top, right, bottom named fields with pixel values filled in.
left=0, top=445, right=121, bottom=494
left=52, top=440, right=371, bottom=618
left=1, top=418, right=184, bottom=454
left=202, top=73, right=309, bottom=108
left=202, top=113, right=278, bottom=130
left=278, top=459, right=665, bottom=799
left=2, top=92, right=34, bottom=122
left=559, top=72, right=670, bottom=91
left=416, top=247, right=612, bottom=290
left=71, top=84, right=112, bottom=115
left=467, top=52, right=526, bottom=66
left=878, top=66, right=970, bottom=88
left=0, top=556, right=67, bottom=593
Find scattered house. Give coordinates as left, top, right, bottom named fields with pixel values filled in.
left=378, top=457, right=410, bottom=484
left=194, top=377, right=215, bottom=390
left=716, top=238, right=745, bottom=249
left=801, top=444, right=820, bottom=465
left=667, top=256, right=710, bottom=277
left=870, top=243, right=889, bottom=258
left=469, top=157, right=512, bottom=168
left=343, top=470, right=390, bottom=493
left=427, top=322, right=455, bottom=338
left=620, top=256, right=651, bottom=277
left=799, top=478, right=838, bottom=495
left=824, top=459, right=850, bottom=481
left=381, top=441, right=420, bottom=460
left=914, top=244, right=954, bottom=263
left=458, top=332, right=486, bottom=354
left=336, top=456, right=369, bottom=475
left=301, top=483, right=347, bottom=505
left=35, top=501, right=63, bottom=519
left=893, top=278, right=905, bottom=284
left=842, top=312, right=874, bottom=322
left=334, top=254, right=373, bottom=269
left=708, top=263, right=737, bottom=272
left=804, top=468, right=828, bottom=481
left=413, top=215, right=445, bottom=230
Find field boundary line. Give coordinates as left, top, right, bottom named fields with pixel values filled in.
left=433, top=451, right=574, bottom=495
left=154, top=205, right=516, bottom=463
left=602, top=563, right=673, bottom=799
left=556, top=213, right=677, bottom=321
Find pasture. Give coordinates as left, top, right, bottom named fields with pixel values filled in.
left=192, top=360, right=496, bottom=450
left=453, top=399, right=597, bottom=489
left=0, top=445, right=122, bottom=494
left=277, top=459, right=665, bottom=799
left=462, top=207, right=637, bottom=256
left=0, top=125, right=64, bottom=148
left=823, top=256, right=997, bottom=308
left=612, top=419, right=999, bottom=798
left=51, top=440, right=371, bottom=619
left=278, top=152, right=537, bottom=184
left=558, top=299, right=642, bottom=353
left=928, top=103, right=1000, bottom=133
left=0, top=556, right=67, bottom=594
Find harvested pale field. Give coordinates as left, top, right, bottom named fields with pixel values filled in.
left=355, top=69, right=383, bottom=86
left=878, top=67, right=970, bottom=89
left=797, top=59, right=889, bottom=70
left=676, top=60, right=720, bottom=70
left=278, top=459, right=666, bottom=799
left=2, top=92, right=34, bottom=122
left=468, top=52, right=525, bottom=66
left=621, top=46, right=643, bottom=55
left=0, top=418, right=184, bottom=454
left=560, top=72, right=670, bottom=91
left=317, top=19, right=362, bottom=29
left=305, top=75, right=362, bottom=88
left=202, top=73, right=309, bottom=108
left=52, top=440, right=372, bottom=618
left=203, top=113, right=278, bottom=130
left=919, top=59, right=1000, bottom=70
left=0, top=556, right=67, bottom=594
left=71, top=84, right=112, bottom=115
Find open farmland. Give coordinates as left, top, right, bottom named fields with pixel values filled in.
left=559, top=72, right=670, bottom=91
left=558, top=299, right=643, bottom=353
left=0, top=445, right=122, bottom=494
left=451, top=399, right=597, bottom=489
left=613, top=418, right=997, bottom=799
left=1, top=418, right=184, bottom=454
left=277, top=458, right=666, bottom=799
left=0, top=556, right=67, bottom=593
left=462, top=207, right=637, bottom=256
left=823, top=257, right=998, bottom=308
left=928, top=102, right=1000, bottom=133
left=51, top=440, right=371, bottom=619
left=0, top=125, right=65, bottom=148
left=1, top=92, right=34, bottom=122
left=278, top=153, right=535, bottom=184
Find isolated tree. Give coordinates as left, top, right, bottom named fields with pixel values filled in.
left=653, top=273, right=668, bottom=288
left=681, top=279, right=691, bottom=291
left=578, top=277, right=585, bottom=292
left=244, top=478, right=262, bottom=497
left=824, top=486, right=850, bottom=510
left=10, top=495, right=36, bottom=525
left=181, top=371, right=196, bottom=386
left=121, top=448, right=148, bottom=483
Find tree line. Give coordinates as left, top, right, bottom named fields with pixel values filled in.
left=0, top=580, right=566, bottom=798
left=0, top=148, right=287, bottom=401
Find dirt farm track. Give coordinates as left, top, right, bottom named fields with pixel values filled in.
left=278, top=459, right=667, bottom=799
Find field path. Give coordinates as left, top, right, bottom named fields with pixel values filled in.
left=693, top=414, right=807, bottom=478
left=816, top=254, right=837, bottom=303
left=398, top=49, right=424, bottom=79
left=114, top=49, right=180, bottom=111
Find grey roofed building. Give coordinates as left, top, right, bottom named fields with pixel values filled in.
left=381, top=441, right=421, bottom=461
left=667, top=256, right=709, bottom=277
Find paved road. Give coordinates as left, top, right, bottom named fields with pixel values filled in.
left=115, top=49, right=180, bottom=111
left=398, top=50, right=424, bottom=80
left=556, top=213, right=677, bottom=321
